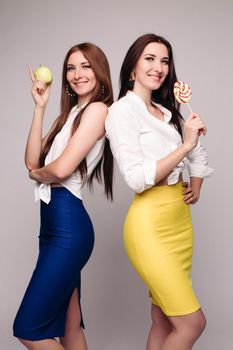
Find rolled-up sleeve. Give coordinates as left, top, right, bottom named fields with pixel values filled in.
left=105, top=102, right=156, bottom=193
left=187, top=139, right=215, bottom=178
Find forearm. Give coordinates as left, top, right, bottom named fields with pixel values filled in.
left=25, top=105, right=46, bottom=170
left=190, top=177, right=203, bottom=197
left=156, top=143, right=192, bottom=183
left=30, top=161, right=62, bottom=184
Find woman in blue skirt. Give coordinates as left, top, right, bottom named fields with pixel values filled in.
left=13, top=42, right=113, bottom=350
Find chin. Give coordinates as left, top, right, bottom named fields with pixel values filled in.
left=149, top=84, right=161, bottom=91
left=75, top=88, right=90, bottom=96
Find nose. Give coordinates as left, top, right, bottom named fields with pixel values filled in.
left=154, top=60, right=162, bottom=73
left=74, top=67, right=82, bottom=80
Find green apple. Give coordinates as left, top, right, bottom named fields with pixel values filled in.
left=34, top=65, right=53, bottom=84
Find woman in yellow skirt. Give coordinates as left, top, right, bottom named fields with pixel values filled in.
left=106, top=34, right=214, bottom=349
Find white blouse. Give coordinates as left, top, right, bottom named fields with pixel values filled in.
left=105, top=91, right=214, bottom=193
left=35, top=104, right=105, bottom=204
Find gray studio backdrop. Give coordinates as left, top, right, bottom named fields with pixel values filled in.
left=1, top=0, right=232, bottom=349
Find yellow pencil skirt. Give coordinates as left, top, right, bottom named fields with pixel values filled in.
left=124, top=182, right=200, bottom=316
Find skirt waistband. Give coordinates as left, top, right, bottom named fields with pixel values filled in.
left=133, top=182, right=184, bottom=204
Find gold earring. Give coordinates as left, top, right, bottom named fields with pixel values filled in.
left=128, top=72, right=136, bottom=88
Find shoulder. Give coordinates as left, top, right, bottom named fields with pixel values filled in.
left=85, top=101, right=108, bottom=115
left=108, top=96, right=132, bottom=113
left=106, top=96, right=140, bottom=131
left=81, top=102, right=108, bottom=124
left=107, top=96, right=135, bottom=123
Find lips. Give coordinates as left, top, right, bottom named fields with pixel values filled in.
left=148, top=74, right=162, bottom=80
left=73, top=81, right=88, bottom=86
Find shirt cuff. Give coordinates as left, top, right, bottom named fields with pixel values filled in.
left=142, top=160, right=157, bottom=186
left=188, top=163, right=215, bottom=178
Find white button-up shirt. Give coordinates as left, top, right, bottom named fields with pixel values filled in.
left=35, top=104, right=105, bottom=204
left=105, top=91, right=214, bottom=193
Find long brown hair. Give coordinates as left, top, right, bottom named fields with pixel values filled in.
left=119, top=33, right=183, bottom=136
left=40, top=42, right=114, bottom=199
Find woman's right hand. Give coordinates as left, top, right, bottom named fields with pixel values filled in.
left=183, top=113, right=207, bottom=151
left=29, top=65, right=51, bottom=108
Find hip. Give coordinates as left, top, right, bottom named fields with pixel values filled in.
left=39, top=188, right=94, bottom=246
left=124, top=182, right=193, bottom=241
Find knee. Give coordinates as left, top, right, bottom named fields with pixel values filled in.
left=192, top=312, right=206, bottom=336
left=195, top=312, right=206, bottom=335
left=183, top=312, right=206, bottom=341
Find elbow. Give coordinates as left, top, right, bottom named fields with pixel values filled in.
left=124, top=174, right=147, bottom=193
left=52, top=165, right=73, bottom=182
left=25, top=160, right=40, bottom=171
left=122, top=164, right=156, bottom=193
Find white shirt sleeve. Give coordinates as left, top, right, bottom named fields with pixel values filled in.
left=187, top=139, right=215, bottom=178
left=105, top=102, right=157, bottom=193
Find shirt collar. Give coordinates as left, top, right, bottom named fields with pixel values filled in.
left=126, top=90, right=172, bottom=123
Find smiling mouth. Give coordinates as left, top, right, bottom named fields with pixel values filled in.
left=73, top=81, right=88, bottom=86
left=148, top=75, right=162, bottom=80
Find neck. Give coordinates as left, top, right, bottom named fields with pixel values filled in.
left=77, top=96, right=90, bottom=108
left=132, top=85, right=152, bottom=108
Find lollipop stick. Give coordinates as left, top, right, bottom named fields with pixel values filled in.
left=187, top=103, right=193, bottom=113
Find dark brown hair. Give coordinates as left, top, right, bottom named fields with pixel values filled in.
left=40, top=42, right=114, bottom=199
left=119, top=33, right=183, bottom=136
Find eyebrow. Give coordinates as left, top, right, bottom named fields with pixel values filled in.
left=67, top=61, right=89, bottom=66
left=144, top=54, right=169, bottom=59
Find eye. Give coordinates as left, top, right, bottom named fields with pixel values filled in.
left=67, top=66, right=75, bottom=72
left=82, top=64, right=91, bottom=69
left=145, top=56, right=154, bottom=61
left=161, top=59, right=169, bottom=65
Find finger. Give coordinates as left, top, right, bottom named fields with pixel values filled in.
left=184, top=195, right=194, bottom=204
left=43, top=84, right=51, bottom=98
left=34, top=80, right=46, bottom=95
left=34, top=86, right=44, bottom=97
left=183, top=189, right=194, bottom=200
left=191, top=118, right=202, bottom=127
left=186, top=197, right=196, bottom=205
left=183, top=187, right=193, bottom=200
left=182, top=182, right=192, bottom=192
left=29, top=65, right=35, bottom=82
left=36, top=79, right=46, bottom=89
left=198, top=125, right=207, bottom=136
left=201, top=126, right=207, bottom=135
left=187, top=113, right=200, bottom=121
left=183, top=186, right=192, bottom=195
left=192, top=120, right=206, bottom=132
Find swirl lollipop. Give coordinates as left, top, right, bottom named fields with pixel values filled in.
left=174, top=81, right=192, bottom=112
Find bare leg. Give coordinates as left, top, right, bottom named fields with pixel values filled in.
left=161, top=309, right=206, bottom=350
left=60, top=288, right=88, bottom=350
left=18, top=338, right=65, bottom=350
left=146, top=305, right=172, bottom=350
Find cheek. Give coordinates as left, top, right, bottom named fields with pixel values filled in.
left=66, top=72, right=72, bottom=81
left=90, top=75, right=97, bottom=87
left=164, top=66, right=169, bottom=77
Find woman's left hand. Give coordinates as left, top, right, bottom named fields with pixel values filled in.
left=182, top=181, right=199, bottom=204
left=29, top=169, right=38, bottom=182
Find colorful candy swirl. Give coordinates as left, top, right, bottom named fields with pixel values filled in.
left=173, top=81, right=192, bottom=104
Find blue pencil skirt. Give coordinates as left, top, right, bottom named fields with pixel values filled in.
left=13, top=187, right=94, bottom=341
